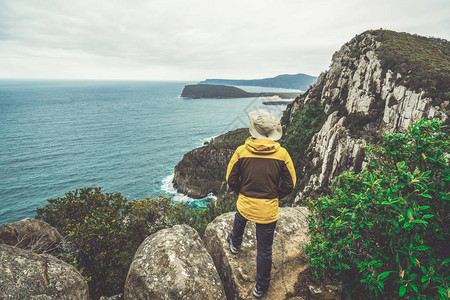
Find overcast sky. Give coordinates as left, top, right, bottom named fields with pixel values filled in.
left=0, top=0, right=449, bottom=81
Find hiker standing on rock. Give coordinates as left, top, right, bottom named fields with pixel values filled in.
left=226, top=109, right=296, bottom=298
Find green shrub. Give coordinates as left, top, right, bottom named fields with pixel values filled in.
left=37, top=187, right=130, bottom=298
left=280, top=98, right=327, bottom=198
left=36, top=185, right=237, bottom=298
left=306, top=119, right=449, bottom=299
left=371, top=30, right=450, bottom=105
left=36, top=188, right=178, bottom=299
left=172, top=184, right=237, bottom=236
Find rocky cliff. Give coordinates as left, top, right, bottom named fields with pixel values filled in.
left=176, top=30, right=449, bottom=202
left=173, top=128, right=249, bottom=198
left=281, top=29, right=449, bottom=202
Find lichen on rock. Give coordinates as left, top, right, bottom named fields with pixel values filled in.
left=124, top=224, right=226, bottom=300
left=0, top=244, right=89, bottom=300
left=0, top=218, right=62, bottom=254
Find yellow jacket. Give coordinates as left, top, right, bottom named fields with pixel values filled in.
left=226, top=137, right=296, bottom=224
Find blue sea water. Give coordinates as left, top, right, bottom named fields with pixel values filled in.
left=0, top=80, right=297, bottom=224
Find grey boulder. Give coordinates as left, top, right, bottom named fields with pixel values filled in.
left=124, top=224, right=226, bottom=300
left=0, top=218, right=62, bottom=254
left=0, top=244, right=89, bottom=299
left=203, top=207, right=310, bottom=300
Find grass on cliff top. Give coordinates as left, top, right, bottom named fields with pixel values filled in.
left=369, top=29, right=450, bottom=102
left=206, top=128, right=250, bottom=150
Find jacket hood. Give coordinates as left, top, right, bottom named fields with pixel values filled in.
left=245, top=137, right=280, bottom=154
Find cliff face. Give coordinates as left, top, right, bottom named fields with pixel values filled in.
left=173, top=128, right=249, bottom=198
left=282, top=30, right=449, bottom=202
left=174, top=30, right=449, bottom=201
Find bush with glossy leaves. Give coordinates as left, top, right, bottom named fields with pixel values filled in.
left=306, top=119, right=449, bottom=299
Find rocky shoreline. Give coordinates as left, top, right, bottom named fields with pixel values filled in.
left=172, top=128, right=249, bottom=199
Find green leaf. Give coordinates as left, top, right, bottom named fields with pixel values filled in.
left=437, top=287, right=447, bottom=298
left=374, top=263, right=383, bottom=268
left=415, top=245, right=429, bottom=251
left=423, top=214, right=434, bottom=219
left=410, top=282, right=418, bottom=293
left=378, top=271, right=392, bottom=280
left=377, top=280, right=384, bottom=290
left=421, top=275, right=428, bottom=283
left=410, top=256, right=418, bottom=266
left=399, top=286, right=406, bottom=297
left=421, top=194, right=432, bottom=199
left=407, top=208, right=413, bottom=220
left=411, top=220, right=428, bottom=226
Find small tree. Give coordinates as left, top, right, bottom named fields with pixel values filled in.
left=37, top=187, right=131, bottom=298
left=306, top=119, right=449, bottom=299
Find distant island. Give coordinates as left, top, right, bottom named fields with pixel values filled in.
left=181, top=84, right=299, bottom=100
left=199, top=73, right=317, bottom=90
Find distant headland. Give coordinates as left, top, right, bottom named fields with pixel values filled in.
left=199, top=73, right=317, bottom=90
left=181, top=84, right=299, bottom=100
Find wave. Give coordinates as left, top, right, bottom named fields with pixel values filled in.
left=160, top=174, right=217, bottom=205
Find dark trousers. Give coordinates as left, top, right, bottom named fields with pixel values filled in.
left=229, top=211, right=277, bottom=288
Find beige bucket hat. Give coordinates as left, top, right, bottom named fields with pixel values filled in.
left=248, top=109, right=282, bottom=141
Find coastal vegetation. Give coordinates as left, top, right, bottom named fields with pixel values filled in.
left=306, top=119, right=449, bottom=299
left=371, top=30, right=450, bottom=105
left=280, top=83, right=328, bottom=201
left=205, top=127, right=249, bottom=149
left=36, top=186, right=237, bottom=298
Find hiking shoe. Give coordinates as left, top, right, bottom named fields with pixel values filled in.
left=227, top=233, right=240, bottom=255
left=252, top=284, right=268, bottom=298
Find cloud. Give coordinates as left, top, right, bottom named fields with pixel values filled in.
left=0, top=0, right=449, bottom=80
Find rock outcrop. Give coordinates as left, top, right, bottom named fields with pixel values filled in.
left=124, top=224, right=226, bottom=300
left=173, top=147, right=234, bottom=198
left=173, top=128, right=249, bottom=198
left=282, top=30, right=449, bottom=202
left=203, top=207, right=310, bottom=300
left=0, top=244, right=89, bottom=299
left=0, top=218, right=62, bottom=254
left=182, top=84, right=252, bottom=98
left=181, top=84, right=298, bottom=99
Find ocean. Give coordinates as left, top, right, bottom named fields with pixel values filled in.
left=0, top=80, right=299, bottom=224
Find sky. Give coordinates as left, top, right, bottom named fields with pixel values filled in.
left=0, top=0, right=449, bottom=81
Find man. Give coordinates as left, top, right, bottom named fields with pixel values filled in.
left=226, top=109, right=296, bottom=298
